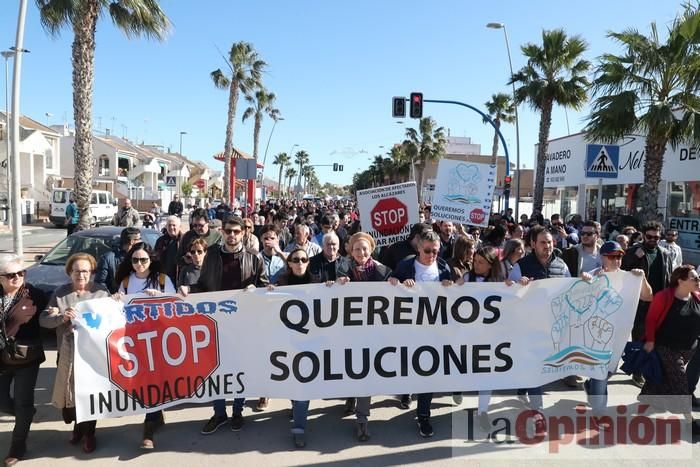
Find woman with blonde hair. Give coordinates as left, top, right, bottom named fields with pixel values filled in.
left=40, top=253, right=109, bottom=455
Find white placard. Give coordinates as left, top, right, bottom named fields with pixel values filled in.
left=356, top=182, right=419, bottom=247
left=430, top=159, right=496, bottom=227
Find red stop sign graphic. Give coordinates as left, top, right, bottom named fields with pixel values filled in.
left=469, top=208, right=486, bottom=225
left=107, top=296, right=219, bottom=408
left=371, top=198, right=408, bottom=235
left=195, top=179, right=206, bottom=189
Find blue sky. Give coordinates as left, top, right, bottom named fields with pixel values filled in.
left=0, top=0, right=683, bottom=186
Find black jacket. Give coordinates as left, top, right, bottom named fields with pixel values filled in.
left=378, top=240, right=416, bottom=271
left=621, top=243, right=673, bottom=294
left=192, top=245, right=269, bottom=292
left=0, top=283, right=48, bottom=369
left=308, top=253, right=351, bottom=283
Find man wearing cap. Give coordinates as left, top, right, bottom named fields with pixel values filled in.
left=379, top=222, right=432, bottom=271
left=583, top=241, right=652, bottom=429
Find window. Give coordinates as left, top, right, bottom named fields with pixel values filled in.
left=99, top=155, right=110, bottom=176
left=90, top=193, right=98, bottom=204
left=45, top=148, right=53, bottom=169
left=52, top=190, right=67, bottom=203
left=98, top=193, right=107, bottom=204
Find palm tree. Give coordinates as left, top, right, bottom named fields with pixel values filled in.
left=510, top=29, right=590, bottom=213
left=242, top=87, right=280, bottom=163
left=404, top=117, right=447, bottom=200
left=285, top=167, right=298, bottom=195
left=211, top=42, right=266, bottom=204
left=585, top=7, right=700, bottom=222
left=293, top=150, right=310, bottom=195
left=272, top=152, right=290, bottom=197
left=301, top=166, right=315, bottom=193
left=388, top=145, right=411, bottom=183
left=36, top=0, right=170, bottom=229
left=484, top=93, right=516, bottom=166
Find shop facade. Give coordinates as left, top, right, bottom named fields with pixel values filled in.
left=539, top=132, right=700, bottom=264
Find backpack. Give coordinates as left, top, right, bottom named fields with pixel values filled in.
left=121, top=273, right=167, bottom=293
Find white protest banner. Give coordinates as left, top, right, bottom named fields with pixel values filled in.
left=356, top=182, right=419, bottom=247
left=430, top=159, right=496, bottom=227
left=73, top=272, right=641, bottom=422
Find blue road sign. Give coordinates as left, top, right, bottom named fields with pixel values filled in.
left=165, top=176, right=177, bottom=187
left=586, top=144, right=619, bottom=178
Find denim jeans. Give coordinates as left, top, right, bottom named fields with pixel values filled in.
left=416, top=393, right=433, bottom=418
left=0, top=363, right=40, bottom=441
left=212, top=398, right=245, bottom=417
left=584, top=378, right=608, bottom=415
left=291, top=400, right=309, bottom=433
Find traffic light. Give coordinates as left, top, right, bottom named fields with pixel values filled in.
left=409, top=92, right=423, bottom=119
left=333, top=163, right=339, bottom=171
left=503, top=175, right=512, bottom=197
left=339, top=164, right=344, bottom=171
left=392, top=97, right=406, bottom=118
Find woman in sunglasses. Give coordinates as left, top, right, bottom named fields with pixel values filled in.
left=0, top=253, right=48, bottom=466
left=178, top=238, right=208, bottom=287
left=39, top=253, right=108, bottom=456
left=345, top=232, right=392, bottom=442
left=113, top=242, right=175, bottom=450
left=641, top=264, right=700, bottom=435
left=242, top=219, right=260, bottom=254
left=270, top=248, right=313, bottom=448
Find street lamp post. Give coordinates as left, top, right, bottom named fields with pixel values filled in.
left=260, top=117, right=284, bottom=200
left=1, top=50, right=14, bottom=223
left=178, top=131, right=186, bottom=198
left=487, top=22, right=521, bottom=219
left=179, top=131, right=187, bottom=156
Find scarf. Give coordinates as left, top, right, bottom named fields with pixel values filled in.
left=351, top=257, right=376, bottom=282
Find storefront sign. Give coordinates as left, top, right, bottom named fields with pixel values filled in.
left=668, top=217, right=700, bottom=252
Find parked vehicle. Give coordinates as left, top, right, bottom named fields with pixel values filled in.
left=24, top=226, right=159, bottom=295
left=49, top=188, right=117, bottom=227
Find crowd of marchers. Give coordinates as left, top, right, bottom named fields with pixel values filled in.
left=1, top=197, right=699, bottom=464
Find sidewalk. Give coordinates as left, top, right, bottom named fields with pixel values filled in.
left=0, top=222, right=52, bottom=235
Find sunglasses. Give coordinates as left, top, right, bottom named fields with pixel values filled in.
left=131, top=257, right=150, bottom=265
left=189, top=249, right=205, bottom=255
left=423, top=248, right=439, bottom=255
left=580, top=231, right=597, bottom=236
left=289, top=257, right=309, bottom=264
left=244, top=225, right=253, bottom=230
left=645, top=235, right=660, bottom=241
left=1, top=270, right=25, bottom=279
left=224, top=228, right=243, bottom=235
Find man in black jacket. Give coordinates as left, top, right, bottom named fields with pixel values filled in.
left=167, top=195, right=183, bottom=217
left=378, top=222, right=432, bottom=271
left=179, top=216, right=268, bottom=434
left=309, top=232, right=350, bottom=283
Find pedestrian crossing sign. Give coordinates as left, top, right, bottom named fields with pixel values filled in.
left=166, top=176, right=177, bottom=187
left=586, top=144, right=619, bottom=178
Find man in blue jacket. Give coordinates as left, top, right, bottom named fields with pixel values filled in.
left=389, top=230, right=453, bottom=438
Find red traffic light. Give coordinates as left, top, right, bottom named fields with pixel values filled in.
left=504, top=176, right=512, bottom=184
left=409, top=92, right=423, bottom=119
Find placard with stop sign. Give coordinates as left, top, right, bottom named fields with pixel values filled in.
left=106, top=296, right=220, bottom=408
left=357, top=182, right=419, bottom=247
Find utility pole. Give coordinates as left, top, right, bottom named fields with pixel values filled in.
left=10, top=0, right=29, bottom=256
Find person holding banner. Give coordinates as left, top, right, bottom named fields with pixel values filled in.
left=508, top=225, right=571, bottom=435
left=585, top=241, right=652, bottom=430
left=345, top=232, right=392, bottom=442
left=454, top=246, right=507, bottom=429
left=389, top=230, right=453, bottom=438
left=179, top=215, right=269, bottom=435
left=113, top=242, right=176, bottom=449
left=272, top=247, right=315, bottom=447
left=447, top=236, right=475, bottom=281
left=40, top=253, right=109, bottom=455
left=0, top=254, right=48, bottom=466
left=178, top=238, right=208, bottom=287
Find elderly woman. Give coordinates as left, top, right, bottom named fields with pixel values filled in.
left=345, top=232, right=391, bottom=442
left=40, top=253, right=108, bottom=455
left=113, top=242, right=175, bottom=449
left=178, top=238, right=207, bottom=287
left=641, top=265, right=700, bottom=434
left=0, top=254, right=48, bottom=466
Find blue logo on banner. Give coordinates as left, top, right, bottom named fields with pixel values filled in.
left=586, top=144, right=619, bottom=178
